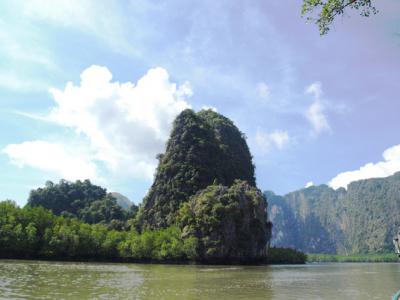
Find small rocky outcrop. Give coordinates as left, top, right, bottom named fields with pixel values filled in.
left=178, top=180, right=272, bottom=263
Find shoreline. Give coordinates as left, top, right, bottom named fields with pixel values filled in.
left=1, top=257, right=398, bottom=266
left=0, top=256, right=307, bottom=266
left=307, top=253, right=399, bottom=263
left=0, top=256, right=273, bottom=266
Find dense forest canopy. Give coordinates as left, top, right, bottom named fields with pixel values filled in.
left=28, top=179, right=107, bottom=215
left=27, top=179, right=137, bottom=229
left=0, top=200, right=195, bottom=260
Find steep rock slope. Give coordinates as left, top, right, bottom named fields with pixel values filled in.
left=268, top=172, right=400, bottom=254
left=139, top=109, right=255, bottom=229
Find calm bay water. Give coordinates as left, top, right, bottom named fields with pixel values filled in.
left=0, top=260, right=399, bottom=299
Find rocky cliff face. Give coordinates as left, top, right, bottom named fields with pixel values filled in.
left=268, top=172, right=400, bottom=254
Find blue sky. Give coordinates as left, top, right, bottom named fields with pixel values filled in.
left=1, top=0, right=400, bottom=206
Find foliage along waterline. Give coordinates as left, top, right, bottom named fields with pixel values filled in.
left=0, top=200, right=306, bottom=264
left=307, top=253, right=399, bottom=263
left=0, top=200, right=199, bottom=262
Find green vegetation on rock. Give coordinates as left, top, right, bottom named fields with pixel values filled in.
left=138, top=109, right=256, bottom=229
left=178, top=180, right=271, bottom=263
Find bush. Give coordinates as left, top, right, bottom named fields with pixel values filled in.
left=265, top=247, right=307, bottom=264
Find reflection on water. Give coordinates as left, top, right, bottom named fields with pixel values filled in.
left=0, top=260, right=399, bottom=299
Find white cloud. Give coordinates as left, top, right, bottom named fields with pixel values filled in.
left=4, top=65, right=192, bottom=182
left=306, top=82, right=322, bottom=99
left=10, top=110, right=50, bottom=122
left=305, top=181, right=314, bottom=188
left=3, top=141, right=97, bottom=180
left=257, top=82, right=270, bottom=99
left=329, top=144, right=400, bottom=189
left=305, top=82, right=330, bottom=135
left=255, top=129, right=290, bottom=155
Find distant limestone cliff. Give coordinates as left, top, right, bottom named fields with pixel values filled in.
left=268, top=172, right=400, bottom=254
left=110, top=192, right=133, bottom=210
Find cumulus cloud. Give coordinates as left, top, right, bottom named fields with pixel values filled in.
left=305, top=181, right=314, bottom=188
left=255, top=129, right=290, bottom=155
left=4, top=65, right=192, bottom=181
left=305, top=82, right=330, bottom=135
left=329, top=144, right=400, bottom=189
left=3, top=141, right=97, bottom=180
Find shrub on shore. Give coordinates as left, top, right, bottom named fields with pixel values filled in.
left=265, top=247, right=307, bottom=264
left=307, top=253, right=399, bottom=263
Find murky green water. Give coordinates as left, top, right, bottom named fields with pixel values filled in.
left=1, top=260, right=399, bottom=299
